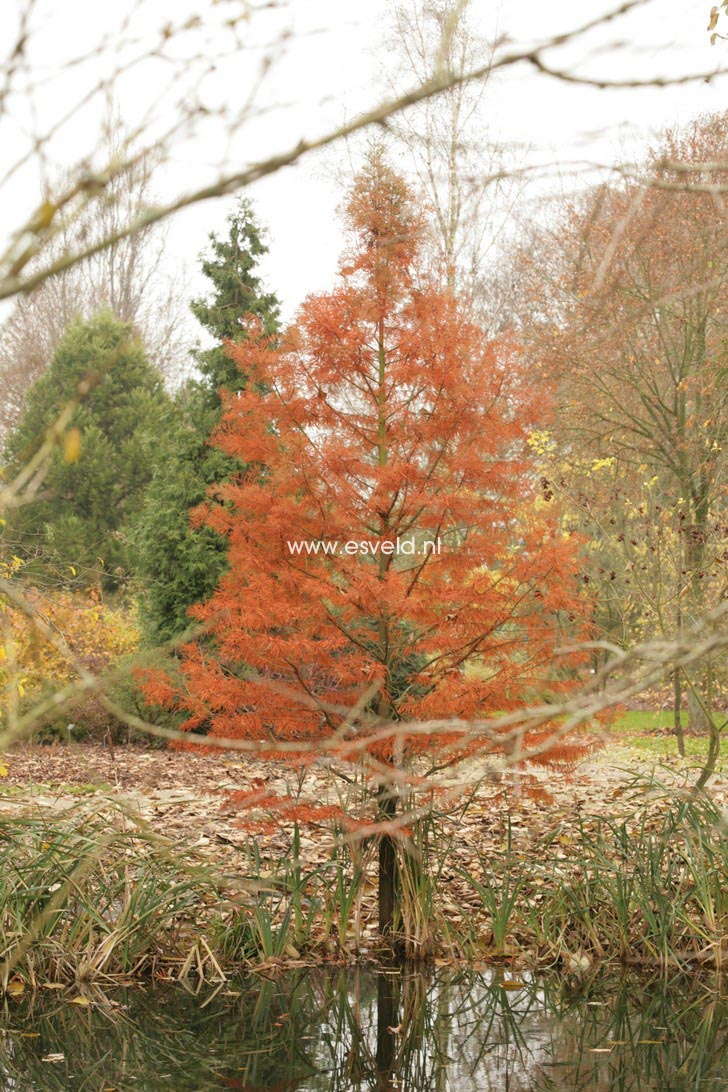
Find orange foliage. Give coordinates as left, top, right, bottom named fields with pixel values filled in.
left=144, top=153, right=591, bottom=774
left=223, top=787, right=348, bottom=834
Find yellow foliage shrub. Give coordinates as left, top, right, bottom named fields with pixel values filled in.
left=1, top=587, right=140, bottom=738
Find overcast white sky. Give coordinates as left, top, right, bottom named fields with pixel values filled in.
left=172, top=0, right=728, bottom=319
left=2, top=0, right=727, bottom=327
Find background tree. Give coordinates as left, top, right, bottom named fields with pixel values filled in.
left=0, top=132, right=188, bottom=444
left=189, top=198, right=281, bottom=414
left=522, top=111, right=728, bottom=733
left=145, top=154, right=589, bottom=942
left=384, top=0, right=521, bottom=327
left=3, top=310, right=170, bottom=586
left=134, top=199, right=280, bottom=642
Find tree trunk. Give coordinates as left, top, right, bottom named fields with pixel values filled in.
left=673, top=667, right=685, bottom=757
left=691, top=664, right=720, bottom=792
left=378, top=787, right=399, bottom=943
left=374, top=304, right=400, bottom=949
left=693, top=706, right=721, bottom=793
left=687, top=683, right=711, bottom=734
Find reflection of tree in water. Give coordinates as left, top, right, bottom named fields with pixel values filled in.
left=333, top=968, right=554, bottom=1091
left=0, top=968, right=724, bottom=1090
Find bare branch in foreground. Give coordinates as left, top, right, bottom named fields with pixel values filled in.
left=2, top=565, right=725, bottom=789
left=3, top=0, right=726, bottom=303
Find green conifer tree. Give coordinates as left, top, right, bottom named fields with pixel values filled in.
left=4, top=310, right=169, bottom=585
left=135, top=198, right=280, bottom=641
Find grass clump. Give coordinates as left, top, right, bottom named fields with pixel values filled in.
left=0, top=774, right=725, bottom=987
left=460, top=783, right=728, bottom=970
left=0, top=809, right=222, bottom=990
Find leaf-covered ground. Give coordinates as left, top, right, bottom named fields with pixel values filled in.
left=1, top=736, right=721, bottom=848
left=1, top=739, right=725, bottom=858
left=0, top=736, right=724, bottom=962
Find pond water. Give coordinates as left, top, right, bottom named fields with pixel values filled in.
left=0, top=966, right=724, bottom=1090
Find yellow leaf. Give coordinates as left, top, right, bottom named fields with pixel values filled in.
left=68, top=996, right=92, bottom=1006
left=63, top=427, right=82, bottom=463
left=0, top=763, right=8, bottom=778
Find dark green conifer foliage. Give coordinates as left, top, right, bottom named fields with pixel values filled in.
left=190, top=198, right=279, bottom=411
left=4, top=310, right=169, bottom=585
left=135, top=199, right=280, bottom=642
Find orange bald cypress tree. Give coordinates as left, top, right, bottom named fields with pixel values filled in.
left=146, top=152, right=589, bottom=940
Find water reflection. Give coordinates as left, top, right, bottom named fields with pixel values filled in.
left=0, top=966, right=724, bottom=1090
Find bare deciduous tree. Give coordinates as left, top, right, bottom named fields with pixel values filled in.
left=519, top=112, right=728, bottom=739
left=384, top=0, right=524, bottom=326
left=0, top=126, right=189, bottom=440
